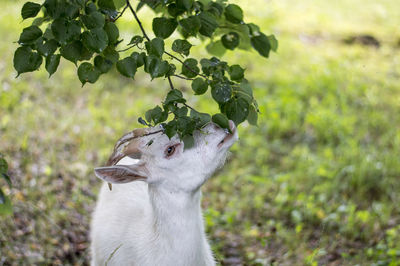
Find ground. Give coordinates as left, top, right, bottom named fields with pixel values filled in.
left=1, top=0, right=400, bottom=265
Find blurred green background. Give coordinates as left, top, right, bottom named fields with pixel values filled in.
left=1, top=0, right=400, bottom=265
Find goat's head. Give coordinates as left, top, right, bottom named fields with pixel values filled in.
left=94, top=121, right=238, bottom=192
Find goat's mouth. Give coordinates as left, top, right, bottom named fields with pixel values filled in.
left=217, top=120, right=237, bottom=148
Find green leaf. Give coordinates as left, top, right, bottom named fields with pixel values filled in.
left=98, top=0, right=116, bottom=10
left=0, top=188, right=12, bottom=215
left=145, top=106, right=167, bottom=124
left=32, top=17, right=46, bottom=27
left=234, top=80, right=253, bottom=104
left=51, top=19, right=81, bottom=45
left=145, top=57, right=169, bottom=79
left=152, top=17, right=178, bottom=39
left=221, top=32, right=240, bottom=50
left=167, top=3, right=185, bottom=17
left=18, top=25, right=42, bottom=44
left=191, top=78, right=208, bottom=95
left=207, top=2, right=224, bottom=17
left=43, top=27, right=55, bottom=40
left=77, top=62, right=101, bottom=85
left=128, top=35, right=144, bottom=45
left=85, top=2, right=97, bottom=14
left=247, top=105, right=258, bottom=126
left=175, top=106, right=188, bottom=117
left=190, top=109, right=211, bottom=127
left=116, top=57, right=137, bottom=78
left=228, top=65, right=244, bottom=81
left=0, top=157, right=8, bottom=175
left=179, top=16, right=201, bottom=37
left=172, top=39, right=192, bottom=56
left=247, top=23, right=260, bottom=35
left=211, top=82, right=232, bottom=103
left=94, top=55, right=113, bottom=73
left=224, top=97, right=249, bottom=125
left=198, top=12, right=218, bottom=37
left=165, top=89, right=185, bottom=105
left=21, top=2, right=42, bottom=19
left=103, top=46, right=120, bottom=63
left=268, top=34, right=278, bottom=52
left=1, top=173, right=11, bottom=188
left=37, top=39, right=58, bottom=56
left=104, top=22, right=119, bottom=44
left=176, top=0, right=194, bottom=11
left=224, top=4, right=243, bottom=24
left=145, top=38, right=164, bottom=58
left=212, top=113, right=230, bottom=130
left=182, top=134, right=194, bottom=150
left=82, top=28, right=109, bottom=53
left=177, top=116, right=196, bottom=136
left=164, top=120, right=177, bottom=138
left=113, top=0, right=126, bottom=9
left=60, top=40, right=92, bottom=64
left=250, top=33, right=271, bottom=58
left=130, top=52, right=146, bottom=67
left=45, top=53, right=60, bottom=77
left=181, top=58, right=199, bottom=78
left=13, top=47, right=43, bottom=76
left=166, top=63, right=176, bottom=76
left=81, top=11, right=105, bottom=29
left=206, top=40, right=226, bottom=57
left=138, top=117, right=148, bottom=126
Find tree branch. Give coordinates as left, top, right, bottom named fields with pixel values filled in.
left=167, top=76, right=174, bottom=90
left=126, top=0, right=150, bottom=41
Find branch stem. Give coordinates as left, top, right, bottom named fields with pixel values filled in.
left=126, top=0, right=150, bottom=41
left=173, top=74, right=194, bottom=81
left=112, top=4, right=129, bottom=22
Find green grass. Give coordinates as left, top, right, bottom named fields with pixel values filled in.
left=1, top=0, right=400, bottom=265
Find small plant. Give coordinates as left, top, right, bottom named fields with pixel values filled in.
left=0, top=154, right=12, bottom=214
left=13, top=0, right=277, bottom=147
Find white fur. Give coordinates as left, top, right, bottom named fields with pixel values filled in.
left=91, top=122, right=238, bottom=266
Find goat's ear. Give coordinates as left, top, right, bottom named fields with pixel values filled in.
left=94, top=165, right=147, bottom=184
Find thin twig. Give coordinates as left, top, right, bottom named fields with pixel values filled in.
left=183, top=103, right=195, bottom=111
left=165, top=51, right=209, bottom=80
left=173, top=74, right=194, bottom=81
left=167, top=76, right=174, bottom=90
left=117, top=45, right=136, bottom=52
left=112, top=4, right=129, bottom=22
left=126, top=0, right=150, bottom=41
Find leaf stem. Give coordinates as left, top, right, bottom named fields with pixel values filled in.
left=112, top=4, right=129, bottom=22
left=173, top=74, right=194, bottom=81
left=164, top=51, right=209, bottom=80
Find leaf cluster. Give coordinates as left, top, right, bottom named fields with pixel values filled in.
left=13, top=0, right=278, bottom=144
left=0, top=154, right=12, bottom=215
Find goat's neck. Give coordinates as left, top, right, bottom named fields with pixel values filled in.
left=147, top=184, right=210, bottom=261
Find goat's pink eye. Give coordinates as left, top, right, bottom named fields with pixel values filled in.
left=165, top=145, right=176, bottom=157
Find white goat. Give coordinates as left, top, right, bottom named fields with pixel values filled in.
left=90, top=121, right=238, bottom=266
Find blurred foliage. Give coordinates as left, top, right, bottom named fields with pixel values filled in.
left=1, top=0, right=400, bottom=265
